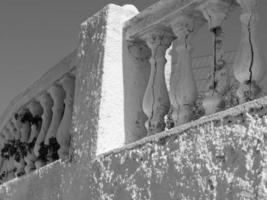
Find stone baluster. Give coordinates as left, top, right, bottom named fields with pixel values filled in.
left=15, top=108, right=31, bottom=143
left=169, top=16, right=198, bottom=126
left=44, top=84, right=65, bottom=162
left=233, top=0, right=265, bottom=103
left=34, top=93, right=53, bottom=169
left=57, top=74, right=75, bottom=159
left=11, top=117, right=21, bottom=141
left=198, top=0, right=232, bottom=115
left=141, top=27, right=175, bottom=135
left=24, top=101, right=43, bottom=173
left=2, top=126, right=13, bottom=142
left=6, top=121, right=20, bottom=142
left=27, top=101, right=43, bottom=144
left=3, top=126, right=25, bottom=177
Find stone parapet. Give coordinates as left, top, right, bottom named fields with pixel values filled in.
left=1, top=94, right=267, bottom=199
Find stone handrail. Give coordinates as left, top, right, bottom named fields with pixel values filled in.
left=0, top=50, right=77, bottom=182
left=123, top=0, right=266, bottom=143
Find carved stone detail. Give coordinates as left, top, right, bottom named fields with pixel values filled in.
left=33, top=93, right=53, bottom=168
left=27, top=101, right=43, bottom=144
left=56, top=74, right=75, bottom=159
left=233, top=0, right=265, bottom=103
left=15, top=108, right=31, bottom=143
left=24, top=101, right=43, bottom=173
left=199, top=0, right=232, bottom=115
left=141, top=27, right=174, bottom=135
left=169, top=16, right=198, bottom=126
left=198, top=0, right=233, bottom=29
left=45, top=84, right=65, bottom=161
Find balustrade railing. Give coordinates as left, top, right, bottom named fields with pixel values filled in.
left=0, top=51, right=76, bottom=184
left=123, top=0, right=266, bottom=140
left=0, top=0, right=266, bottom=188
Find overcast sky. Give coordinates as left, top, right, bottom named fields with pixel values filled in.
left=0, top=0, right=266, bottom=116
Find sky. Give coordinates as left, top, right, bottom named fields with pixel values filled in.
left=0, top=0, right=267, bottom=116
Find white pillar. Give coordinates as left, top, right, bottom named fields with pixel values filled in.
left=141, top=27, right=174, bottom=135
left=56, top=74, right=75, bottom=159
left=27, top=101, right=43, bottom=144
left=34, top=93, right=53, bottom=168
left=45, top=84, right=65, bottom=161
left=123, top=40, right=151, bottom=143
left=233, top=0, right=265, bottom=103
left=11, top=116, right=21, bottom=141
left=169, top=16, right=198, bottom=126
left=15, top=108, right=31, bottom=143
left=198, top=0, right=232, bottom=115
left=24, top=101, right=43, bottom=173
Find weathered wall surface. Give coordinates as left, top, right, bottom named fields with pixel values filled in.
left=1, top=97, right=267, bottom=200
left=1, top=2, right=267, bottom=200
left=71, top=4, right=138, bottom=161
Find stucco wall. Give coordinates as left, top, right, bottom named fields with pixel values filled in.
left=1, top=97, right=267, bottom=200
left=1, top=3, right=267, bottom=200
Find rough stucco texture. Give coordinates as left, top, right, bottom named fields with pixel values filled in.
left=1, top=3, right=267, bottom=200
left=1, top=98, right=267, bottom=200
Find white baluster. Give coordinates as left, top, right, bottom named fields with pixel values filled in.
left=169, top=16, right=198, bottom=126
left=57, top=74, right=75, bottom=159
left=27, top=101, right=43, bottom=144
left=23, top=101, right=42, bottom=173
left=141, top=27, right=174, bottom=135
left=11, top=117, right=21, bottom=141
left=233, top=0, right=265, bottom=103
left=34, top=93, right=53, bottom=168
left=15, top=108, right=31, bottom=143
left=198, top=0, right=232, bottom=115
left=45, top=84, right=65, bottom=161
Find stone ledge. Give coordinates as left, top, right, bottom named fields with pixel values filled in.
left=1, top=96, right=267, bottom=199
left=97, top=95, right=267, bottom=159
left=124, top=0, right=238, bottom=39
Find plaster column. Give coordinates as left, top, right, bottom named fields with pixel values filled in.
left=141, top=27, right=174, bottom=135
left=45, top=84, right=65, bottom=161
left=56, top=74, right=75, bottom=159
left=198, top=0, right=232, bottom=115
left=169, top=16, right=198, bottom=126
left=15, top=108, right=31, bottom=143
left=233, top=0, right=265, bottom=103
left=25, top=101, right=43, bottom=173
left=27, top=101, right=43, bottom=144
left=6, top=121, right=18, bottom=141
left=124, top=40, right=151, bottom=143
left=11, top=116, right=21, bottom=141
left=34, top=93, right=53, bottom=168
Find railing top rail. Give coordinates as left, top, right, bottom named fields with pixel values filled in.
left=0, top=49, right=77, bottom=132
left=124, top=0, right=238, bottom=40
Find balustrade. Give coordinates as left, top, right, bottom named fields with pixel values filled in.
left=0, top=70, right=75, bottom=182
left=124, top=0, right=266, bottom=139
left=0, top=0, right=266, bottom=187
